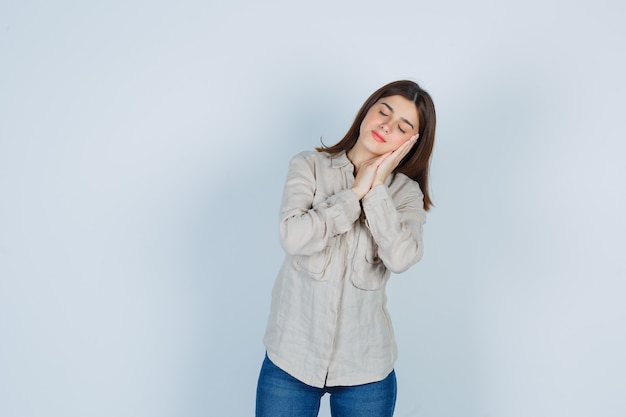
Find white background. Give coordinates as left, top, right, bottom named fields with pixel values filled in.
left=1, top=1, right=625, bottom=416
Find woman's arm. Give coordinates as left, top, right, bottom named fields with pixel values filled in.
left=278, top=152, right=361, bottom=256
left=361, top=179, right=426, bottom=273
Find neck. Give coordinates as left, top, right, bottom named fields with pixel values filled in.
left=346, top=141, right=375, bottom=173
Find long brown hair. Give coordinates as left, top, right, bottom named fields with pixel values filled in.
left=316, top=80, right=436, bottom=210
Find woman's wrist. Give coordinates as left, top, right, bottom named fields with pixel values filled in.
left=351, top=186, right=367, bottom=200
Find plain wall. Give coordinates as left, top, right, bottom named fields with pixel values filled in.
left=1, top=1, right=625, bottom=416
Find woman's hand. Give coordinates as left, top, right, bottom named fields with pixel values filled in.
left=351, top=153, right=389, bottom=199
left=351, top=134, right=419, bottom=199
left=372, top=134, right=418, bottom=186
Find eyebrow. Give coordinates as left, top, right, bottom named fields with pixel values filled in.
left=381, top=102, right=415, bottom=130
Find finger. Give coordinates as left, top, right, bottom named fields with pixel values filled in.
left=405, top=134, right=419, bottom=146
left=375, top=151, right=393, bottom=166
left=391, top=141, right=413, bottom=160
left=398, top=135, right=418, bottom=154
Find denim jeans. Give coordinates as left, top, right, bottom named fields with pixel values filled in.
left=255, top=354, right=397, bottom=417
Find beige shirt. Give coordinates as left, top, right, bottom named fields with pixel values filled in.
left=263, top=150, right=426, bottom=388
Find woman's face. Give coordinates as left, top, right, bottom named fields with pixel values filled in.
left=357, top=94, right=420, bottom=156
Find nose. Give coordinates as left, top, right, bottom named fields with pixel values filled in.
left=380, top=121, right=390, bottom=133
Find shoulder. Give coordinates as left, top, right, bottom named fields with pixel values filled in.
left=291, top=150, right=329, bottom=162
left=288, top=150, right=332, bottom=168
left=390, top=172, right=423, bottom=198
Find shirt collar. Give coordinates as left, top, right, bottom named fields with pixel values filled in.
left=330, top=151, right=351, bottom=168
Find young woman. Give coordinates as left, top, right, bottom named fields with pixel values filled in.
left=256, top=80, right=436, bottom=417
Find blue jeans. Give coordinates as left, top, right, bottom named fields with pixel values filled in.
left=255, top=354, right=397, bottom=417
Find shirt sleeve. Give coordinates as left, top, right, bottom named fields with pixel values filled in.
left=361, top=179, right=427, bottom=273
left=278, top=153, right=361, bottom=256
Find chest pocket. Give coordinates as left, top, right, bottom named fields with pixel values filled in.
left=350, top=232, right=388, bottom=291
left=293, top=243, right=333, bottom=281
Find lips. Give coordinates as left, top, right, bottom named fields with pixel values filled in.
left=371, top=130, right=386, bottom=143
